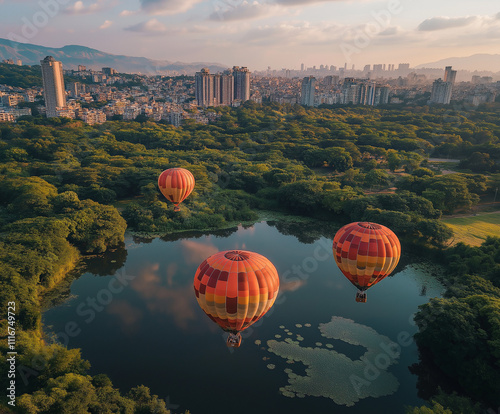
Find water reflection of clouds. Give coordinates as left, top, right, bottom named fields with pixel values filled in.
left=280, top=279, right=307, bottom=293
left=127, top=263, right=199, bottom=331
left=107, top=301, right=144, bottom=334
left=180, top=240, right=219, bottom=265
left=237, top=225, right=256, bottom=236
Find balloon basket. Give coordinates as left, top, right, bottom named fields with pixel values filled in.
left=226, top=333, right=242, bottom=348
left=355, top=291, right=367, bottom=303
left=174, top=205, right=180, bottom=212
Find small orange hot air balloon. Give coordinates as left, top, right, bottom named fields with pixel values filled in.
left=332, top=222, right=401, bottom=303
left=193, top=250, right=280, bottom=348
left=158, top=168, right=195, bottom=212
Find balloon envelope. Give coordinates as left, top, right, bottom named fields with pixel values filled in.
left=332, top=222, right=401, bottom=294
left=158, top=168, right=195, bottom=211
left=193, top=250, right=280, bottom=341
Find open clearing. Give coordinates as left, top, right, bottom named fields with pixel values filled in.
left=442, top=211, right=500, bottom=246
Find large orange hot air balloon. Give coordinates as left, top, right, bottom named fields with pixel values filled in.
left=193, top=250, right=280, bottom=348
left=332, top=222, right=401, bottom=303
left=158, top=168, right=195, bottom=212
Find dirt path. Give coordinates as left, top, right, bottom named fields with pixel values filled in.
left=427, top=158, right=461, bottom=163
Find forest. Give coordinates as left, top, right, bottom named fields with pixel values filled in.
left=0, top=101, right=499, bottom=413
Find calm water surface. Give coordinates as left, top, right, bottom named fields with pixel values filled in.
left=43, top=221, right=443, bottom=414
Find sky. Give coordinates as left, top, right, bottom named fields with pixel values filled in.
left=0, top=0, right=499, bottom=70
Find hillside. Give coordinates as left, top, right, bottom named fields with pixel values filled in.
left=0, top=38, right=227, bottom=75
left=416, top=53, right=500, bottom=73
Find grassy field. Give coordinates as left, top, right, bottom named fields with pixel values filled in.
left=442, top=211, right=500, bottom=246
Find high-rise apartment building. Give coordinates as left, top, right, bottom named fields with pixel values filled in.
left=430, top=78, right=452, bottom=104
left=220, top=70, right=234, bottom=106
left=40, top=56, right=66, bottom=118
left=444, top=66, right=457, bottom=84
left=213, top=73, right=221, bottom=105
left=195, top=66, right=248, bottom=107
left=233, top=66, right=250, bottom=102
left=195, top=68, right=214, bottom=107
left=301, top=76, right=316, bottom=106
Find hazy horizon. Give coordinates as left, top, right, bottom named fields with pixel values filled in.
left=1, top=0, right=499, bottom=70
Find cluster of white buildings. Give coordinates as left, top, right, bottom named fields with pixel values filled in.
left=0, top=86, right=35, bottom=120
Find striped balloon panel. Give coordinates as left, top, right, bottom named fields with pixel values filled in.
left=193, top=250, right=280, bottom=333
left=158, top=168, right=195, bottom=206
left=332, top=222, right=401, bottom=290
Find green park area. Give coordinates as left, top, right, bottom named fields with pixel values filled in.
left=442, top=211, right=500, bottom=246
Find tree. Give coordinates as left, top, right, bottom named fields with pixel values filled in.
left=387, top=149, right=402, bottom=171
left=18, top=373, right=98, bottom=414
left=406, top=402, right=452, bottom=414
left=459, top=152, right=496, bottom=173
left=364, top=169, right=389, bottom=189
left=68, top=201, right=127, bottom=253
left=414, top=295, right=500, bottom=407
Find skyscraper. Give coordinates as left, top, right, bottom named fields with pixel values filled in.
left=40, top=56, right=66, bottom=118
left=233, top=66, right=250, bottom=102
left=220, top=70, right=234, bottom=106
left=195, top=68, right=214, bottom=107
left=301, top=76, right=316, bottom=107
left=213, top=73, right=221, bottom=106
left=444, top=66, right=457, bottom=84
left=430, top=78, right=452, bottom=104
left=195, top=66, right=249, bottom=107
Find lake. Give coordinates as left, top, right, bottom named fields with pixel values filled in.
left=43, top=220, right=444, bottom=414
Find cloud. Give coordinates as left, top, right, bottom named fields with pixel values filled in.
left=210, top=0, right=349, bottom=21
left=417, top=16, right=477, bottom=31
left=139, top=0, right=203, bottom=15
left=379, top=26, right=400, bottom=36
left=99, top=20, right=113, bottom=29
left=64, top=0, right=108, bottom=15
left=120, top=9, right=139, bottom=16
left=210, top=1, right=282, bottom=21
left=125, top=18, right=168, bottom=34
left=66, top=0, right=84, bottom=13
left=274, top=0, right=338, bottom=4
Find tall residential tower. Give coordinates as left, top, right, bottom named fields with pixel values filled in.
left=301, top=76, right=316, bottom=106
left=430, top=79, right=453, bottom=104
left=195, top=66, right=249, bottom=107
left=40, top=56, right=66, bottom=118
left=233, top=66, right=250, bottom=102
left=195, top=68, right=214, bottom=107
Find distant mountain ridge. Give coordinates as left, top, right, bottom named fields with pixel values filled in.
left=416, top=54, right=500, bottom=72
left=0, top=38, right=227, bottom=75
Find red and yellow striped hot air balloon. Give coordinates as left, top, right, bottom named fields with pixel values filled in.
left=332, top=222, right=401, bottom=303
left=158, top=168, right=195, bottom=212
left=193, top=250, right=280, bottom=348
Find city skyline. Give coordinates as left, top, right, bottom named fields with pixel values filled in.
left=0, top=0, right=499, bottom=70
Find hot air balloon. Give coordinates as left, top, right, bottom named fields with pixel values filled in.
left=332, top=222, right=401, bottom=303
left=158, top=168, right=195, bottom=212
left=193, top=250, right=280, bottom=348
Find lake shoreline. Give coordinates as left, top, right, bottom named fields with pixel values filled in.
left=127, top=209, right=336, bottom=239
